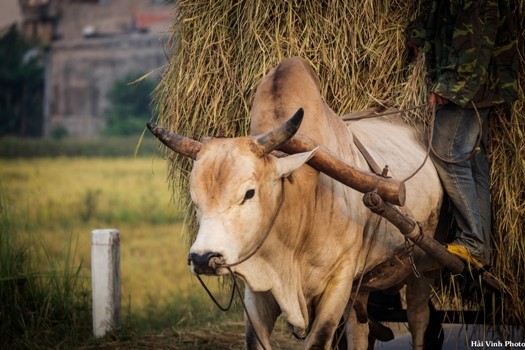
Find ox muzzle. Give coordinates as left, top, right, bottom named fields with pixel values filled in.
left=188, top=252, right=226, bottom=275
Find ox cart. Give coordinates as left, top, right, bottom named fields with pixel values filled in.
left=278, top=108, right=512, bottom=349
left=148, top=57, right=515, bottom=350
left=150, top=108, right=509, bottom=349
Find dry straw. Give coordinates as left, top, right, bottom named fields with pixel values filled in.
left=154, top=1, right=524, bottom=327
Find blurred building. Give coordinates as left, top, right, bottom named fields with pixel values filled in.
left=3, top=0, right=174, bottom=137
left=0, top=0, right=23, bottom=34
left=19, top=0, right=61, bottom=45
left=48, top=0, right=173, bottom=137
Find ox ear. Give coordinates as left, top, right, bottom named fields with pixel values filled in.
left=275, top=147, right=318, bottom=178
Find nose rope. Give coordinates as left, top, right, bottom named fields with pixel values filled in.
left=193, top=178, right=286, bottom=350
left=227, top=266, right=269, bottom=350
left=195, top=270, right=270, bottom=350
left=195, top=273, right=236, bottom=312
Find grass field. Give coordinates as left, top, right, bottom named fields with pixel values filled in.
left=0, top=155, right=498, bottom=349
left=0, top=155, right=417, bottom=349
left=0, top=156, right=255, bottom=348
left=0, top=157, right=185, bottom=304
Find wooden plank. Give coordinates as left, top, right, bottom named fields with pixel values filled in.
left=362, top=191, right=465, bottom=274
left=279, top=132, right=406, bottom=206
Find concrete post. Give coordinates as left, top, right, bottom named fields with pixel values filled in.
left=91, top=229, right=121, bottom=337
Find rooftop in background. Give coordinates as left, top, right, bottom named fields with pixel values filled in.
left=43, top=0, right=176, bottom=137
left=0, top=0, right=177, bottom=137
left=0, top=0, right=174, bottom=45
left=58, top=0, right=173, bottom=41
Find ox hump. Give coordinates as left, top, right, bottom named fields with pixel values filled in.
left=250, top=57, right=323, bottom=135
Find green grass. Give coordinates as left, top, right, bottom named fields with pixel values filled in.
left=0, top=157, right=181, bottom=228
left=0, top=156, right=246, bottom=348
left=0, top=190, right=91, bottom=348
left=0, top=134, right=158, bottom=158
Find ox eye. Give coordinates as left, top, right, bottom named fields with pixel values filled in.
left=241, top=189, right=255, bottom=204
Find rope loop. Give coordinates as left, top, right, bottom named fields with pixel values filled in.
left=195, top=274, right=236, bottom=312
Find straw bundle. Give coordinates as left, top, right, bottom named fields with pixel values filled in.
left=154, top=1, right=524, bottom=326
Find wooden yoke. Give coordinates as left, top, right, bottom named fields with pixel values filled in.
left=278, top=132, right=406, bottom=206
left=363, top=191, right=465, bottom=274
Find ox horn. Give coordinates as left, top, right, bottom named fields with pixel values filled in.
left=146, top=123, right=202, bottom=159
left=253, top=108, right=304, bottom=154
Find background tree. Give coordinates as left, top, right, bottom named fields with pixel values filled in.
left=0, top=25, right=44, bottom=137
left=104, top=72, right=155, bottom=136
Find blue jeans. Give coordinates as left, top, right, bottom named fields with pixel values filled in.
left=431, top=103, right=491, bottom=263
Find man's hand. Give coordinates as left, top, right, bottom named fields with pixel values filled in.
left=429, top=92, right=449, bottom=109
left=407, top=39, right=420, bottom=56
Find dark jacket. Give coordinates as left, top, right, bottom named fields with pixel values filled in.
left=406, top=0, right=518, bottom=108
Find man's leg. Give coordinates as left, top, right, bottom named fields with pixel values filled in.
left=472, top=114, right=492, bottom=263
left=431, top=103, right=490, bottom=264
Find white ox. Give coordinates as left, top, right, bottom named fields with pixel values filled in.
left=150, top=57, right=443, bottom=349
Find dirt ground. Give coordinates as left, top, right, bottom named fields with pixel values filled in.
left=79, top=322, right=303, bottom=350
left=79, top=323, right=525, bottom=350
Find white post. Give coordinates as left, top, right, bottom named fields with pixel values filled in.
left=91, top=229, right=121, bottom=337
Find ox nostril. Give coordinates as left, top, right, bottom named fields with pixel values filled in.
left=208, top=255, right=225, bottom=269
left=188, top=252, right=224, bottom=275
left=189, top=252, right=221, bottom=266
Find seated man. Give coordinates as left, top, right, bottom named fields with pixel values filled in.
left=406, top=0, right=518, bottom=268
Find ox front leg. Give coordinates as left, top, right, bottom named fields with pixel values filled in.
left=344, top=293, right=370, bottom=350
left=406, top=276, right=432, bottom=350
left=244, top=288, right=281, bottom=350
left=305, top=271, right=354, bottom=350
left=305, top=316, right=340, bottom=350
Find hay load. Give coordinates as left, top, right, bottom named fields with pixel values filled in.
left=154, top=0, right=524, bottom=327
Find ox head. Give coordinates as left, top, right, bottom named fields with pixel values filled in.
left=148, top=108, right=316, bottom=275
